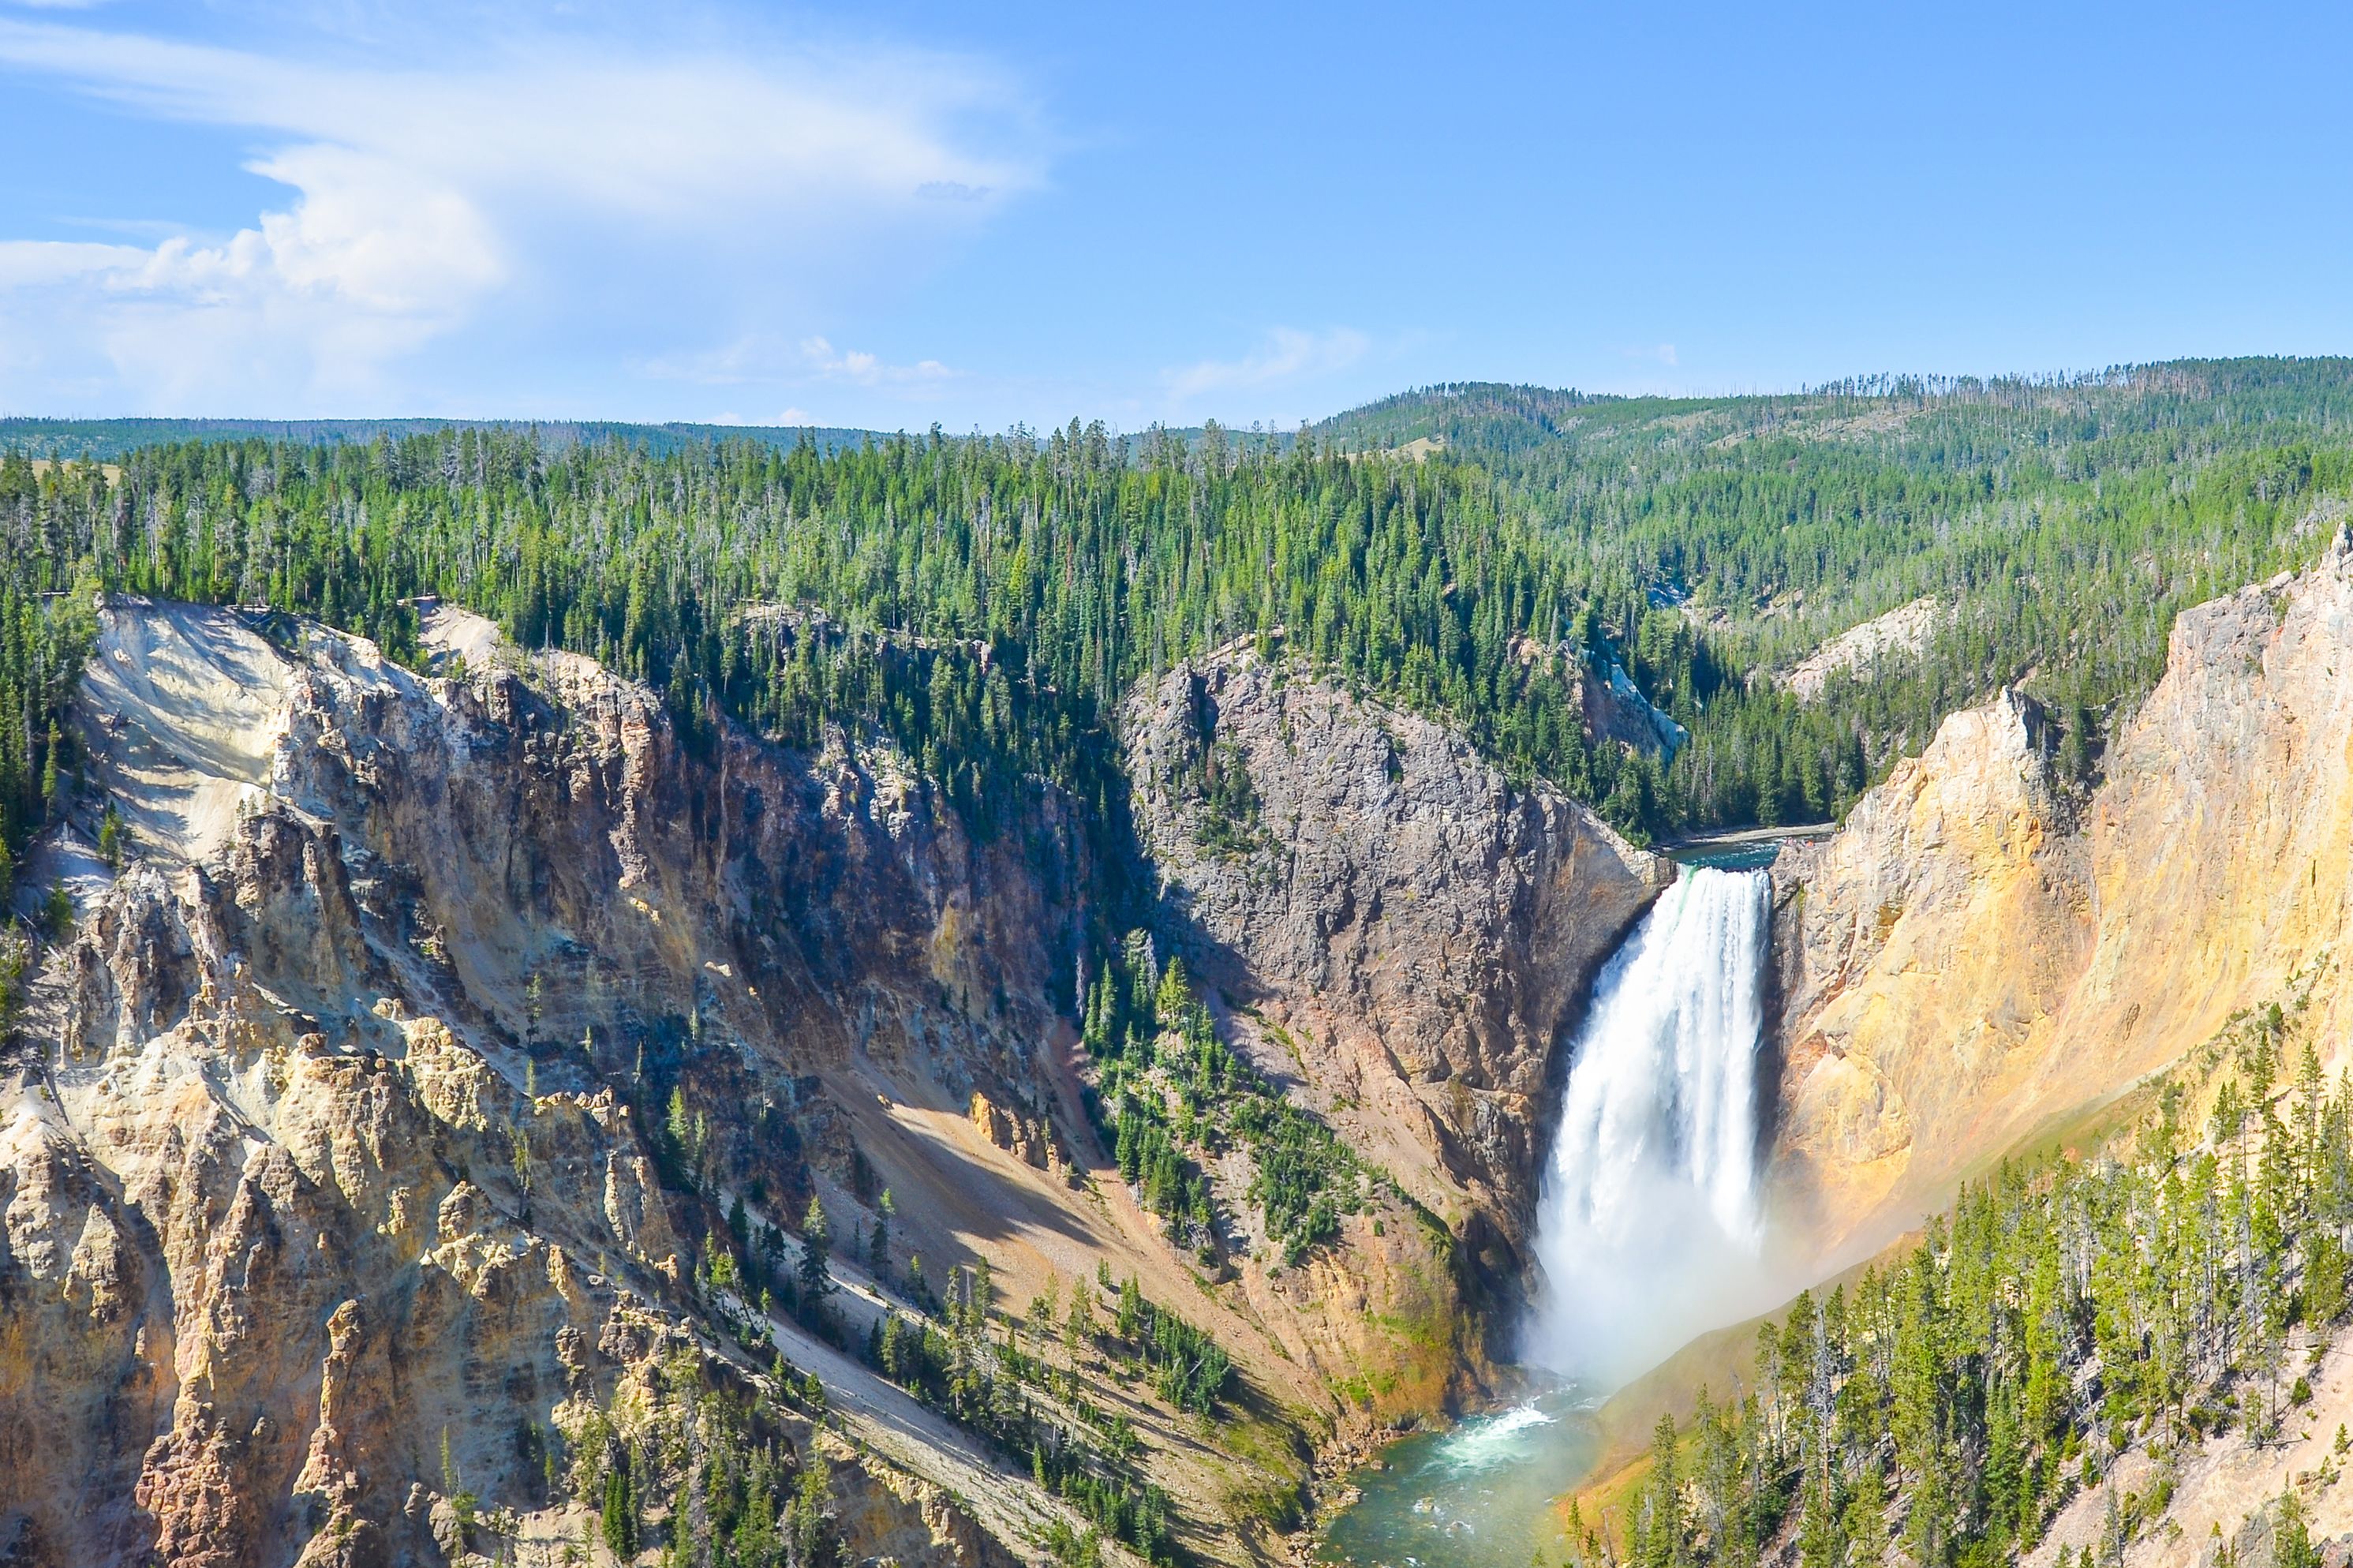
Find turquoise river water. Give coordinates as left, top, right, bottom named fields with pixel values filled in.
left=1315, top=1385, right=1599, bottom=1568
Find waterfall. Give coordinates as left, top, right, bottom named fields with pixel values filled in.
left=1528, top=866, right=1774, bottom=1383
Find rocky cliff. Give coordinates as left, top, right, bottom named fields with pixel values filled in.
left=1770, top=527, right=2353, bottom=1258
left=0, top=604, right=1656, bottom=1566
left=1123, top=645, right=1667, bottom=1301
left=2, top=599, right=1089, bottom=1566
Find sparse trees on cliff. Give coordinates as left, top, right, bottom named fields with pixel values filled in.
left=1617, top=1059, right=2353, bottom=1568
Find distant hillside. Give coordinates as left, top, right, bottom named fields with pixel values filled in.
left=1314, top=358, right=2353, bottom=468
left=0, top=415, right=882, bottom=462
left=1307, top=355, right=2353, bottom=809
left=1313, top=380, right=1629, bottom=455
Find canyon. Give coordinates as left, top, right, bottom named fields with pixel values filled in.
left=0, top=597, right=1660, bottom=1566
left=1555, top=522, right=2353, bottom=1558
left=4, top=520, right=2351, bottom=1568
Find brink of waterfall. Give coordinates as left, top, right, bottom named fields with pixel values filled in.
left=1527, top=866, right=1775, bottom=1384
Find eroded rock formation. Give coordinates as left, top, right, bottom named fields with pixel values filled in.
left=1123, top=646, right=1668, bottom=1289
left=5, top=601, right=1074, bottom=1565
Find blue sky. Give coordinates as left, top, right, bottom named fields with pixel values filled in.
left=2, top=0, right=2349, bottom=428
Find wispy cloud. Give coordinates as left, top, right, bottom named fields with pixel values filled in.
left=1165, top=326, right=1371, bottom=403
left=639, top=333, right=956, bottom=396
left=48, top=215, right=209, bottom=242
left=0, top=239, right=140, bottom=287
left=0, top=12, right=1042, bottom=412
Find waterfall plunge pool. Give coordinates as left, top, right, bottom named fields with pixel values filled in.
left=1316, top=1387, right=1599, bottom=1568
left=1318, top=863, right=1781, bottom=1568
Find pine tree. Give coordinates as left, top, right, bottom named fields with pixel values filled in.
left=728, top=1192, right=752, bottom=1270
left=666, top=1087, right=694, bottom=1175
left=786, top=1453, right=836, bottom=1568
left=2275, top=1488, right=2318, bottom=1568
left=1843, top=1458, right=1888, bottom=1568
left=1030, top=1273, right=1061, bottom=1348
left=39, top=719, right=60, bottom=814
left=1641, top=1414, right=1686, bottom=1568
left=868, top=1188, right=892, bottom=1277
left=797, top=1196, right=834, bottom=1315
left=601, top=1452, right=640, bottom=1561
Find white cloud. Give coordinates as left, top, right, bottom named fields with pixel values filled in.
left=1165, top=326, right=1371, bottom=402
left=0, top=13, right=1042, bottom=413
left=49, top=215, right=207, bottom=241
left=797, top=336, right=954, bottom=389
left=638, top=338, right=780, bottom=387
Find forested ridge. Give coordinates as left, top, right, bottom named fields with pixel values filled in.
left=2, top=355, right=2351, bottom=883
left=0, top=415, right=883, bottom=462
left=1323, top=358, right=2353, bottom=819
left=0, top=423, right=1668, bottom=858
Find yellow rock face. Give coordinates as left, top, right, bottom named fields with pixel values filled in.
left=1772, top=532, right=2353, bottom=1263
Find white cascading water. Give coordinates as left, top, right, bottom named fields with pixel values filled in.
left=1528, top=865, right=1774, bottom=1383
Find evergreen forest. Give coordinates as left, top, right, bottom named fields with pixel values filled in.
left=1, top=354, right=2350, bottom=878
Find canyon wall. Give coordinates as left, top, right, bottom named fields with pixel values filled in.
left=1770, top=527, right=2353, bottom=1258
left=1, top=604, right=1657, bottom=1566
left=4, top=600, right=1087, bottom=1566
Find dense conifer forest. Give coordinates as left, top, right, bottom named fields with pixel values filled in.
left=2, top=355, right=2349, bottom=879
